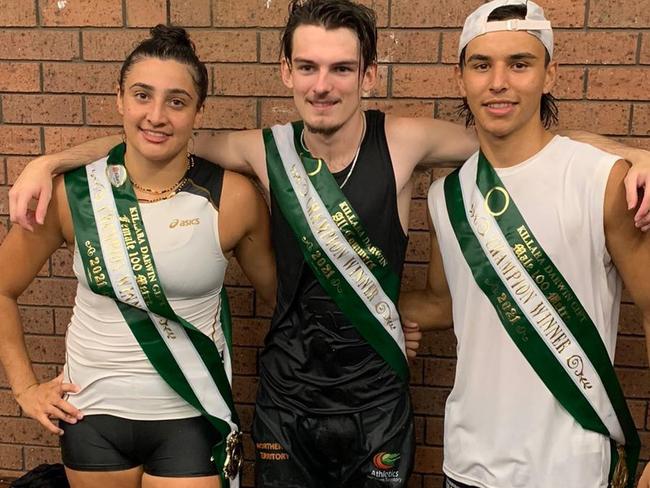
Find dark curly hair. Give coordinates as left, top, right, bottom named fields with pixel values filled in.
left=119, top=25, right=208, bottom=107
left=281, top=0, right=377, bottom=73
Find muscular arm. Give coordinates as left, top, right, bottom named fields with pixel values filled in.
left=399, top=216, right=453, bottom=330
left=385, top=116, right=478, bottom=193
left=0, top=178, right=81, bottom=434
left=560, top=130, right=650, bottom=229
left=219, top=171, right=276, bottom=307
left=602, top=160, right=650, bottom=488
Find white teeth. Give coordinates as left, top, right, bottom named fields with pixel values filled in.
left=488, top=103, right=512, bottom=109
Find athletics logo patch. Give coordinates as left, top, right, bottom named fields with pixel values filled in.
left=373, top=452, right=400, bottom=470
left=368, top=452, right=401, bottom=483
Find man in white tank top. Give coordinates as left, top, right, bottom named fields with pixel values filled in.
left=401, top=2, right=650, bottom=488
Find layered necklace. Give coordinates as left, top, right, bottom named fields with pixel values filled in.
left=129, top=154, right=194, bottom=203
left=300, top=112, right=366, bottom=189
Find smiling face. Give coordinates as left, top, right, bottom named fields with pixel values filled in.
left=456, top=30, right=556, bottom=141
left=117, top=57, right=203, bottom=164
left=281, top=25, right=376, bottom=136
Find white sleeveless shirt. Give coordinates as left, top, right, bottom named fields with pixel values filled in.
left=428, top=136, right=621, bottom=488
left=64, top=163, right=229, bottom=420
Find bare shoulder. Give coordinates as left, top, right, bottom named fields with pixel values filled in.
left=221, top=170, right=266, bottom=223
left=604, top=159, right=637, bottom=237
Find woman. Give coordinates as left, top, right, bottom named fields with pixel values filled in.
left=0, top=26, right=275, bottom=488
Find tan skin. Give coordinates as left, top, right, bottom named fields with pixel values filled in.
left=401, top=31, right=650, bottom=486
left=0, top=57, right=275, bottom=488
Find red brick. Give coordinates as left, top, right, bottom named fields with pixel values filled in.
left=85, top=95, right=121, bottom=126
left=0, top=126, right=41, bottom=155
left=628, top=399, right=648, bottom=430
left=214, top=65, right=288, bottom=96
left=260, top=30, right=282, bottom=64
left=0, top=63, right=39, bottom=92
left=24, top=446, right=61, bottom=470
left=363, top=99, right=436, bottom=118
left=642, top=34, right=650, bottom=64
left=435, top=99, right=465, bottom=125
left=54, top=308, right=73, bottom=336
left=0, top=30, right=78, bottom=60
left=555, top=31, right=637, bottom=65
left=232, top=375, right=258, bottom=404
left=0, top=187, right=7, bottom=215
left=391, top=0, right=483, bottom=28
left=0, top=444, right=21, bottom=470
left=255, top=297, right=273, bottom=318
left=43, top=127, right=120, bottom=153
left=411, top=386, right=449, bottom=416
left=3, top=95, right=82, bottom=125
left=410, top=357, right=424, bottom=385
left=224, top=257, right=249, bottom=287
left=588, top=68, right=650, bottom=101
left=413, top=169, right=433, bottom=198
left=441, top=31, right=461, bottom=64
left=259, top=98, right=297, bottom=127
left=358, top=0, right=389, bottom=27
left=556, top=101, right=631, bottom=135
left=24, top=335, right=66, bottom=363
left=43, top=63, right=120, bottom=94
left=125, top=0, right=166, bottom=27
left=589, top=0, right=650, bottom=27
left=232, top=318, right=269, bottom=347
left=378, top=30, right=439, bottom=63
left=425, top=416, right=444, bottom=446
left=414, top=445, right=443, bottom=473
left=615, top=336, right=649, bottom=368
left=40, top=0, right=122, bottom=27
left=406, top=230, right=429, bottom=262
left=228, top=287, right=254, bottom=316
left=171, top=0, right=211, bottom=27
left=192, top=31, right=257, bottom=63
left=0, top=417, right=58, bottom=446
left=423, top=357, right=456, bottom=387
left=367, top=65, right=388, bottom=98
left=542, top=0, right=587, bottom=28
left=19, top=307, right=54, bottom=335
left=51, top=248, right=74, bottom=278
left=82, top=30, right=146, bottom=61
left=0, top=0, right=36, bottom=26
left=201, top=97, right=257, bottom=129
left=619, top=304, right=644, bottom=335
left=0, top=219, right=7, bottom=242
left=632, top=104, right=650, bottom=137
left=17, top=278, right=76, bottom=307
left=213, top=0, right=290, bottom=27
left=393, top=66, right=458, bottom=98
left=618, top=368, right=650, bottom=398
left=6, top=157, right=31, bottom=185
left=554, top=67, right=585, bottom=100
left=409, top=199, right=429, bottom=230
left=0, top=390, right=20, bottom=416
left=232, top=347, right=257, bottom=375
left=414, top=415, right=426, bottom=444
left=419, top=328, right=457, bottom=357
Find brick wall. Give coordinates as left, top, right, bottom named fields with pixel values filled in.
left=0, top=0, right=648, bottom=486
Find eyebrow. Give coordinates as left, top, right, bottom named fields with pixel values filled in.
left=292, top=56, right=359, bottom=66
left=129, top=82, right=194, bottom=99
left=466, top=52, right=539, bottom=63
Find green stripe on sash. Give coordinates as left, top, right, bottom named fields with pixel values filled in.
left=264, top=126, right=409, bottom=382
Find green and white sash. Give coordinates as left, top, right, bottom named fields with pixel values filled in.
left=64, top=144, right=242, bottom=487
left=264, top=121, right=409, bottom=382
left=444, top=152, right=640, bottom=488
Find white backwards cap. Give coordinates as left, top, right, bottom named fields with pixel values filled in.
left=458, top=0, right=553, bottom=60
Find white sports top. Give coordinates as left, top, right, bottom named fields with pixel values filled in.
left=64, top=161, right=229, bottom=420
left=428, top=136, right=621, bottom=488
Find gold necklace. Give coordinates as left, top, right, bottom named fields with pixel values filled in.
left=129, top=154, right=193, bottom=195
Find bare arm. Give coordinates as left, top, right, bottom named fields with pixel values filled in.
left=194, top=129, right=268, bottom=189
left=560, top=130, right=650, bottom=229
left=399, top=216, right=453, bottom=330
left=219, top=171, right=276, bottom=307
left=0, top=178, right=82, bottom=434
left=9, top=135, right=121, bottom=231
left=602, top=161, right=650, bottom=488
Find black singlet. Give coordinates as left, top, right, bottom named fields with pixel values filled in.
left=260, top=110, right=409, bottom=414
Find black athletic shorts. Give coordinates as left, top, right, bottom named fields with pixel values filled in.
left=253, top=393, right=414, bottom=488
left=60, top=414, right=219, bottom=477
